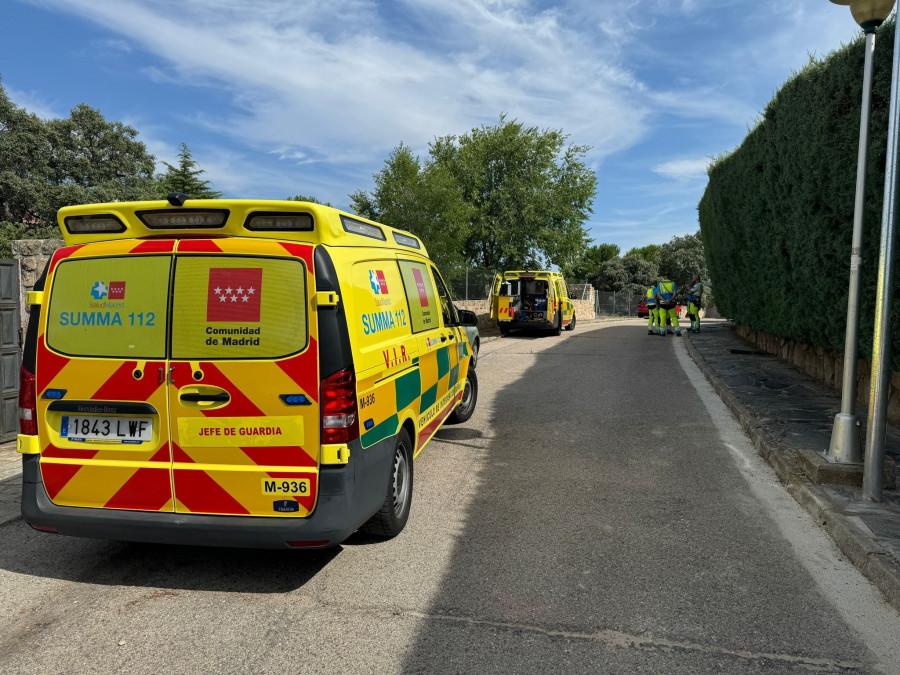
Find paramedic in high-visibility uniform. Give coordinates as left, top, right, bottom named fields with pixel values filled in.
left=655, top=277, right=681, bottom=336
left=686, top=274, right=703, bottom=333
left=646, top=284, right=658, bottom=335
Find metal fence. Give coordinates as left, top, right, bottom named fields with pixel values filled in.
left=448, top=269, right=496, bottom=301
left=595, top=291, right=643, bottom=317
left=567, top=283, right=593, bottom=300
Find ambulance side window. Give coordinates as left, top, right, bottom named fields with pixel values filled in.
left=430, top=267, right=457, bottom=327
left=398, top=260, right=439, bottom=333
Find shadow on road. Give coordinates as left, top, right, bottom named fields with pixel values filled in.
left=398, top=322, right=870, bottom=671
left=0, top=515, right=339, bottom=592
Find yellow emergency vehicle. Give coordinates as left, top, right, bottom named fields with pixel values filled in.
left=17, top=194, right=478, bottom=548
left=490, top=270, right=576, bottom=335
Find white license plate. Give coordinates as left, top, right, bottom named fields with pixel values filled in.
left=60, top=415, right=153, bottom=444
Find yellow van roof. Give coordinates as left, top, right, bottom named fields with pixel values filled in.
left=56, top=199, right=428, bottom=255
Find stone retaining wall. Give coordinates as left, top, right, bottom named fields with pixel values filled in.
left=13, top=239, right=64, bottom=340
left=735, top=323, right=900, bottom=423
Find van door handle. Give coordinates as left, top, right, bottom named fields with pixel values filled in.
left=180, top=392, right=230, bottom=403
left=440, top=336, right=447, bottom=342
left=178, top=385, right=232, bottom=410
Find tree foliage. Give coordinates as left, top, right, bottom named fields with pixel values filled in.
left=699, top=20, right=895, bottom=363
left=658, top=232, right=706, bottom=287
left=351, top=116, right=596, bottom=276
left=350, top=144, right=472, bottom=276
left=624, top=244, right=661, bottom=265
left=593, top=254, right=659, bottom=293
left=0, top=76, right=159, bottom=239
left=287, top=194, right=332, bottom=206
left=157, top=143, right=222, bottom=198
left=562, top=243, right=620, bottom=280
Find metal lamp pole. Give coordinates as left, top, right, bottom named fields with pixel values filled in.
left=865, top=7, right=900, bottom=501
left=826, top=0, right=896, bottom=464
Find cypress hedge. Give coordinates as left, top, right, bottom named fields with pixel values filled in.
left=699, top=20, right=900, bottom=367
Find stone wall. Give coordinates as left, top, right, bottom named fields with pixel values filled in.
left=13, top=239, right=64, bottom=341
left=735, top=323, right=900, bottom=423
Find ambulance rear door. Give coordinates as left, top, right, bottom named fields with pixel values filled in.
left=37, top=244, right=175, bottom=512
left=166, top=238, right=320, bottom=518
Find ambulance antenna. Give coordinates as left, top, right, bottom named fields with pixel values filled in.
left=167, top=191, right=190, bottom=207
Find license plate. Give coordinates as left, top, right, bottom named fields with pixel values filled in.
left=60, top=415, right=153, bottom=444
left=262, top=478, right=310, bottom=496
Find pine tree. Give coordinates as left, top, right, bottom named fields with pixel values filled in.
left=157, top=143, right=222, bottom=198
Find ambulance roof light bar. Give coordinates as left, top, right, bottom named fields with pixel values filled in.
left=63, top=214, right=126, bottom=235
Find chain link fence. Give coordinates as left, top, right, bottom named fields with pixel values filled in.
left=448, top=269, right=496, bottom=301
left=595, top=291, right=644, bottom=317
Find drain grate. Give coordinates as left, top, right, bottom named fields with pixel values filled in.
left=860, top=515, right=900, bottom=539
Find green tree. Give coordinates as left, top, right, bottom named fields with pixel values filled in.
left=352, top=116, right=596, bottom=273
left=625, top=244, right=662, bottom=265
left=658, top=231, right=706, bottom=295
left=0, top=77, right=159, bottom=254
left=593, top=257, right=628, bottom=292
left=350, top=144, right=472, bottom=275
left=157, top=143, right=222, bottom=198
left=562, top=243, right=620, bottom=280
left=622, top=254, right=659, bottom=295
left=287, top=194, right=332, bottom=206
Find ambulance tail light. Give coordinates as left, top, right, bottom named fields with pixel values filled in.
left=321, top=366, right=359, bottom=444
left=19, top=366, right=37, bottom=435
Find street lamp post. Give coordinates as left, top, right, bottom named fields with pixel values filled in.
left=825, top=0, right=896, bottom=465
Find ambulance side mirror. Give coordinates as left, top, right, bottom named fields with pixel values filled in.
left=457, top=309, right=478, bottom=327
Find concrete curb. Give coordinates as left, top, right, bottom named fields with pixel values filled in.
left=684, top=332, right=900, bottom=612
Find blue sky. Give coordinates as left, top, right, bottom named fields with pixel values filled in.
left=3, top=0, right=869, bottom=257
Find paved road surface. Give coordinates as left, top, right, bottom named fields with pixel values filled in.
left=1, top=320, right=899, bottom=674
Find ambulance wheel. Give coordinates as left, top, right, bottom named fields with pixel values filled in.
left=449, top=368, right=478, bottom=424
left=565, top=313, right=576, bottom=331
left=361, top=428, right=413, bottom=538
left=499, top=324, right=510, bottom=336
left=553, top=315, right=562, bottom=336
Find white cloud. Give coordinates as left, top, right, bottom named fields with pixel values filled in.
left=653, top=157, right=710, bottom=179
left=28, top=0, right=649, bottom=166
left=5, top=86, right=61, bottom=120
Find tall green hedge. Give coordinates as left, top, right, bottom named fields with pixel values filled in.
left=699, top=20, right=900, bottom=366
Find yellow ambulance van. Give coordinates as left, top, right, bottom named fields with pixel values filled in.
left=490, top=270, right=576, bottom=335
left=17, top=195, right=478, bottom=548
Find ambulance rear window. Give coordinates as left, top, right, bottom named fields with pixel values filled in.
left=170, top=256, right=308, bottom=359
left=47, top=256, right=171, bottom=358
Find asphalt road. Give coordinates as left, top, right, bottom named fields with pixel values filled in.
left=1, top=319, right=900, bottom=674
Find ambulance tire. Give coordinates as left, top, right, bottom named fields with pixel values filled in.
left=448, top=368, right=478, bottom=424
left=499, top=323, right=510, bottom=336
left=361, top=428, right=413, bottom=538
left=553, top=314, right=562, bottom=336
left=565, top=313, right=576, bottom=331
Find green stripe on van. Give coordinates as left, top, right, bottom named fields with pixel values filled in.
left=437, top=346, right=450, bottom=379
left=395, top=369, right=421, bottom=410
left=362, top=414, right=399, bottom=447
left=420, top=383, right=437, bottom=413
left=449, top=363, right=459, bottom=389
